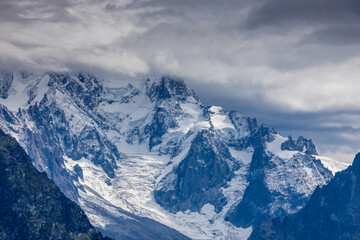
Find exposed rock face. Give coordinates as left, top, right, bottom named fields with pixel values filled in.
left=145, top=77, right=196, bottom=151
left=0, top=129, right=108, bottom=240
left=281, top=135, right=318, bottom=155
left=226, top=147, right=332, bottom=228
left=250, top=153, right=360, bottom=240
left=155, top=129, right=238, bottom=213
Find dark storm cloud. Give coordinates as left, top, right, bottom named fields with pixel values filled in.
left=303, top=26, right=360, bottom=46
left=246, top=0, right=360, bottom=54
left=246, top=0, right=360, bottom=29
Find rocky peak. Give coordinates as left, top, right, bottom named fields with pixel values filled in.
left=146, top=76, right=196, bottom=103
left=48, top=72, right=104, bottom=110
left=281, top=135, right=318, bottom=155
left=155, top=129, right=238, bottom=213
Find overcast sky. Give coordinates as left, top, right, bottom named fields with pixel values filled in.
left=1, top=0, right=360, bottom=162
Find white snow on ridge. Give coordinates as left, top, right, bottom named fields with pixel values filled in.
left=265, top=134, right=335, bottom=208
left=315, top=155, right=349, bottom=175
left=267, top=134, right=349, bottom=175
left=31, top=74, right=50, bottom=104
left=210, top=106, right=235, bottom=131
left=172, top=100, right=206, bottom=134
left=266, top=134, right=298, bottom=159
left=0, top=73, right=50, bottom=111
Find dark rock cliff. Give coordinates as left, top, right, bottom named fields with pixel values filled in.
left=0, top=129, right=110, bottom=240
left=155, top=129, right=238, bottom=213
left=281, top=135, right=318, bottom=155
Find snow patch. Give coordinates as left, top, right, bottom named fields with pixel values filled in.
left=210, top=106, right=235, bottom=131
left=316, top=155, right=349, bottom=175
left=0, top=73, right=49, bottom=111
left=266, top=134, right=298, bottom=159
left=229, top=148, right=253, bottom=165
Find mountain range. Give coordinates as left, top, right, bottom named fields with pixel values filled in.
left=0, top=72, right=349, bottom=239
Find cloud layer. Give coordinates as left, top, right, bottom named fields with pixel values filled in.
left=2, top=0, right=360, bottom=162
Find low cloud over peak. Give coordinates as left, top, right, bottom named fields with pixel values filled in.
left=2, top=0, right=360, bottom=162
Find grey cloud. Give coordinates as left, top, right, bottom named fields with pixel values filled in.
left=246, top=0, right=360, bottom=29
left=124, top=0, right=254, bottom=10
left=0, top=0, right=74, bottom=23
left=303, top=26, right=360, bottom=46
left=1, top=0, right=360, bottom=162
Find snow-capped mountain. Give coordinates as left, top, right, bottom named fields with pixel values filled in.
left=249, top=153, right=360, bottom=240
left=0, top=72, right=349, bottom=239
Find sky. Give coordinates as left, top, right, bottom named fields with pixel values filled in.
left=1, top=0, right=360, bottom=163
